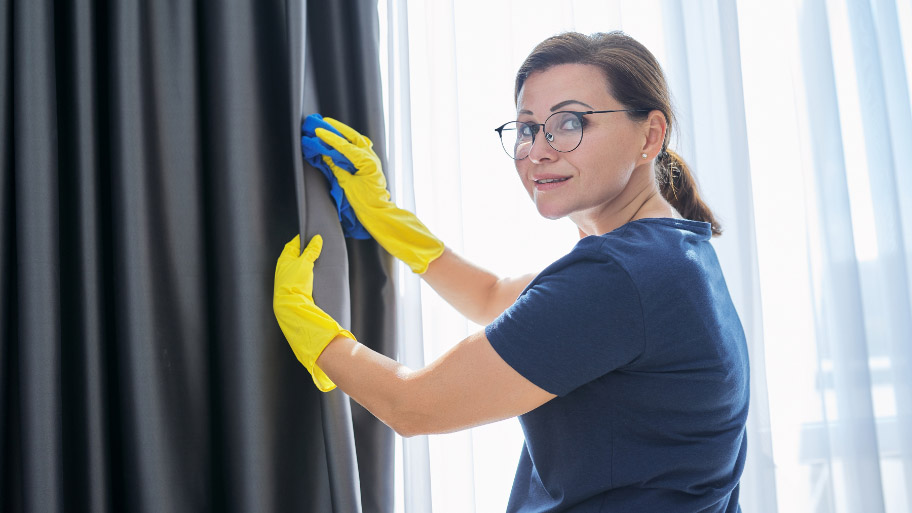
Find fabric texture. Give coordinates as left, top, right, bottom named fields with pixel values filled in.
left=301, top=113, right=371, bottom=239
left=0, top=0, right=391, bottom=511
left=306, top=1, right=398, bottom=511
left=485, top=218, right=749, bottom=513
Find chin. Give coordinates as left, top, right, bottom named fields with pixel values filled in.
left=534, top=203, right=569, bottom=220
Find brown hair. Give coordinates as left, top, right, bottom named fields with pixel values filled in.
left=515, top=31, right=722, bottom=236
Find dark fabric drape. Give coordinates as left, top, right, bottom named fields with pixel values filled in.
left=0, top=0, right=393, bottom=511
left=305, top=2, right=397, bottom=513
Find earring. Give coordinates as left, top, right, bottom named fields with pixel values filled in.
left=641, top=153, right=648, bottom=159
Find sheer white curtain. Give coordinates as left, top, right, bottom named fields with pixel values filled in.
left=739, top=0, right=912, bottom=511
left=379, top=0, right=912, bottom=512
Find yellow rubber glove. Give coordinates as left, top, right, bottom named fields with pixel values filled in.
left=274, top=234, right=355, bottom=392
left=315, top=117, right=445, bottom=274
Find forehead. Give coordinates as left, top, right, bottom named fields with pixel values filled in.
left=516, top=63, right=614, bottom=114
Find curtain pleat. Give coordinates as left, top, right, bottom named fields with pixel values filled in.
left=713, top=3, right=780, bottom=511
left=797, top=1, right=885, bottom=511
left=12, top=1, right=64, bottom=512
left=56, top=1, right=110, bottom=511
left=0, top=0, right=17, bottom=503
left=1, top=0, right=390, bottom=511
left=867, top=0, right=912, bottom=503
left=306, top=2, right=397, bottom=512
left=287, top=1, right=363, bottom=512
left=382, top=2, right=437, bottom=511
left=105, top=3, right=207, bottom=511
left=845, top=0, right=912, bottom=507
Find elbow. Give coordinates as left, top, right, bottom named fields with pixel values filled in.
left=391, top=423, right=422, bottom=439
left=386, top=408, right=434, bottom=438
left=368, top=366, right=450, bottom=438
left=467, top=308, right=497, bottom=327
left=382, top=383, right=437, bottom=438
left=467, top=303, right=498, bottom=327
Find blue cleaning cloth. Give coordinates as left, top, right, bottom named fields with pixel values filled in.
left=301, top=113, right=371, bottom=239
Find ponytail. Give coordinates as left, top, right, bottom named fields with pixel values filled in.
left=658, top=149, right=722, bottom=236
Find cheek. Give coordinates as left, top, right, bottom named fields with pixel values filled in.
left=515, top=163, right=534, bottom=196
left=576, top=150, right=631, bottom=186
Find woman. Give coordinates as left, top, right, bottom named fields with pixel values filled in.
left=274, top=31, right=748, bottom=512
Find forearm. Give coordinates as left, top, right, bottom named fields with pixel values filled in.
left=315, top=331, right=555, bottom=438
left=422, top=248, right=535, bottom=325
left=316, top=335, right=429, bottom=437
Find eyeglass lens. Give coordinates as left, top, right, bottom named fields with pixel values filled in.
left=499, top=111, right=583, bottom=160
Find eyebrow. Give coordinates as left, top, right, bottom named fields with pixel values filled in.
left=518, top=99, right=595, bottom=116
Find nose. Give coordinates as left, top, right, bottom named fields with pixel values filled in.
left=528, top=132, right=556, bottom=164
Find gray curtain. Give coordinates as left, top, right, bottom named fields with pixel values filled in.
left=303, top=2, right=397, bottom=513
left=0, top=0, right=393, bottom=511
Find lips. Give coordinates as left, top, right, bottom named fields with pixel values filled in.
left=531, top=174, right=571, bottom=191
left=533, top=177, right=570, bottom=184
left=531, top=173, right=571, bottom=185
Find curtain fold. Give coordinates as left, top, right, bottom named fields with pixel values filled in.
left=845, top=7, right=912, bottom=505
left=10, top=1, right=63, bottom=510
left=799, top=1, right=912, bottom=510
left=796, top=4, right=884, bottom=511
left=290, top=2, right=363, bottom=512
left=1, top=0, right=392, bottom=511
left=306, top=2, right=397, bottom=512
left=382, top=1, right=438, bottom=511
left=0, top=0, right=10, bottom=497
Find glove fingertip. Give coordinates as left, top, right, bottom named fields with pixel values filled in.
left=303, top=234, right=324, bottom=260
left=281, top=235, right=301, bottom=258
left=322, top=117, right=351, bottom=136
left=315, top=127, right=348, bottom=149
left=323, top=118, right=371, bottom=148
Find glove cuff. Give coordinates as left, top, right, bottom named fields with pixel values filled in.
left=408, top=239, right=446, bottom=274
left=311, top=329, right=356, bottom=392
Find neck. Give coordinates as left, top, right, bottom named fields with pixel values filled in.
left=572, top=166, right=675, bottom=237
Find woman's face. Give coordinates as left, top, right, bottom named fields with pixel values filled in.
left=514, top=63, right=650, bottom=229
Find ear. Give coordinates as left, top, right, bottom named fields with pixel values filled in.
left=640, top=110, right=667, bottom=159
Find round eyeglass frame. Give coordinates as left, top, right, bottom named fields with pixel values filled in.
left=494, top=109, right=649, bottom=160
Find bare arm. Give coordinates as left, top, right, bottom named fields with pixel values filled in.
left=420, top=248, right=536, bottom=325
left=316, top=331, right=555, bottom=437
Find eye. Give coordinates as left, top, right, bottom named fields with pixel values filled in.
left=558, top=114, right=582, bottom=131
left=518, top=123, right=536, bottom=138
left=547, top=112, right=584, bottom=135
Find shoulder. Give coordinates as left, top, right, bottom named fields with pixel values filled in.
left=486, top=244, right=647, bottom=394
left=535, top=218, right=711, bottom=282
left=522, top=235, right=638, bottom=303
left=596, top=218, right=712, bottom=255
left=588, top=218, right=716, bottom=279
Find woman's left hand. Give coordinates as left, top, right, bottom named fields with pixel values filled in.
left=273, top=234, right=355, bottom=391
left=315, top=117, right=444, bottom=274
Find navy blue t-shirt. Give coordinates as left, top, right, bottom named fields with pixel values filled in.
left=485, top=218, right=749, bottom=513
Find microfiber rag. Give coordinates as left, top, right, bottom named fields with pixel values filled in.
left=301, top=113, right=371, bottom=239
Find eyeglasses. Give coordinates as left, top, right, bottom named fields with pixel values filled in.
left=494, top=109, right=647, bottom=160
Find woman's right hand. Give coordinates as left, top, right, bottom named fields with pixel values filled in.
left=315, top=118, right=445, bottom=274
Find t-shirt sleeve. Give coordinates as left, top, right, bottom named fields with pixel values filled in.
left=485, top=252, right=645, bottom=396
